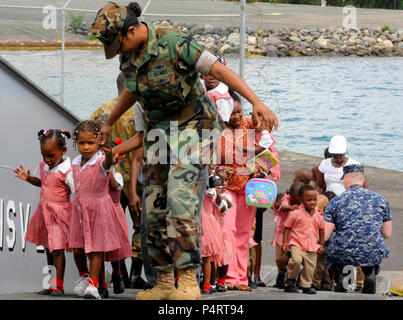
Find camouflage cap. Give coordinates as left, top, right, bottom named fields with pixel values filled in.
left=91, top=2, right=128, bottom=59
left=341, top=164, right=365, bottom=179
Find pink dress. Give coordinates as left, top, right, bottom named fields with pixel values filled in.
left=25, top=158, right=73, bottom=252
left=103, top=171, right=131, bottom=262
left=214, top=192, right=233, bottom=267
left=201, top=190, right=222, bottom=262
left=68, top=152, right=131, bottom=258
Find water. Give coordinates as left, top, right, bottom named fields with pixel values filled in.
left=1, top=50, right=402, bottom=171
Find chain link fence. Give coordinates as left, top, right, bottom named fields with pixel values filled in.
left=0, top=1, right=282, bottom=120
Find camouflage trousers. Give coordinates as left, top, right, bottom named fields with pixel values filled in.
left=143, top=160, right=204, bottom=273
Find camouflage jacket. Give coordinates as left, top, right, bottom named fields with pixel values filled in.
left=324, top=185, right=392, bottom=267
left=119, top=23, right=224, bottom=138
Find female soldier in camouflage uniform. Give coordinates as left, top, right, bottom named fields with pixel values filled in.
left=91, top=2, right=278, bottom=300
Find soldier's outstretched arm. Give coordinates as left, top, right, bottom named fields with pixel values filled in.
left=100, top=89, right=137, bottom=144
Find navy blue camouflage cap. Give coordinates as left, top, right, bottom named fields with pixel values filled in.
left=341, top=164, right=365, bottom=179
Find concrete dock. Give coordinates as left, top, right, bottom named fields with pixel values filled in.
left=0, top=149, right=401, bottom=300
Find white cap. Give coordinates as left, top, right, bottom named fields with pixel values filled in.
left=328, top=135, right=347, bottom=154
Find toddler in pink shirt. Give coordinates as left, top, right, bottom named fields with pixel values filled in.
left=282, top=184, right=325, bottom=294
left=272, top=182, right=303, bottom=289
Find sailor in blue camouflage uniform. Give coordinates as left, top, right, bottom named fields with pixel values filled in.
left=324, top=164, right=392, bottom=294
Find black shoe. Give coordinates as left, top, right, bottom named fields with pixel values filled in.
left=333, top=264, right=347, bottom=293
left=211, top=285, right=217, bottom=293
left=273, top=273, right=285, bottom=289
left=284, top=285, right=299, bottom=293
left=255, top=278, right=266, bottom=287
left=303, top=287, right=316, bottom=294
left=38, top=288, right=53, bottom=295
left=98, top=287, right=109, bottom=299
left=355, top=285, right=363, bottom=293
left=248, top=277, right=257, bottom=289
left=112, top=274, right=125, bottom=294
left=362, top=266, right=376, bottom=294
left=216, top=282, right=227, bottom=292
left=334, top=284, right=347, bottom=292
left=131, top=275, right=147, bottom=289
left=284, top=279, right=299, bottom=293
left=49, top=287, right=65, bottom=297
left=128, top=258, right=144, bottom=289
left=311, top=285, right=321, bottom=291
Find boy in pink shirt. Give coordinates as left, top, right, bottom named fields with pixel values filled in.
left=272, top=182, right=303, bottom=289
left=282, top=184, right=325, bottom=294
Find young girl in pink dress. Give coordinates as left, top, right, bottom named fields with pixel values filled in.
left=201, top=168, right=232, bottom=294
left=14, top=129, right=73, bottom=296
left=68, top=120, right=131, bottom=299
left=210, top=168, right=233, bottom=293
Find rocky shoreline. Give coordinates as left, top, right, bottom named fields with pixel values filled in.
left=179, top=22, right=403, bottom=57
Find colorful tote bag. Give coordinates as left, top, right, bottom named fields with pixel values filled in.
left=245, top=177, right=277, bottom=208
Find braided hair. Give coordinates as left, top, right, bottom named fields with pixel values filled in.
left=37, top=129, right=71, bottom=149
left=72, top=120, right=102, bottom=150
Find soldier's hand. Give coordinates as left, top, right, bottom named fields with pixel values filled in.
left=99, top=123, right=112, bottom=146
left=112, top=147, right=121, bottom=162
left=252, top=102, right=278, bottom=132
left=129, top=191, right=142, bottom=217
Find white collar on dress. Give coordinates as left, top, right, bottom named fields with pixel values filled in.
left=72, top=151, right=102, bottom=168
left=44, top=157, right=71, bottom=174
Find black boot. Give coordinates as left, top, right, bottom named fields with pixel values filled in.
left=284, top=278, right=299, bottom=293
left=248, top=277, right=257, bottom=289
left=273, top=273, right=285, bottom=289
left=333, top=264, right=347, bottom=293
left=129, top=258, right=147, bottom=289
left=119, top=259, right=130, bottom=289
left=112, top=273, right=125, bottom=294
left=361, top=266, right=376, bottom=294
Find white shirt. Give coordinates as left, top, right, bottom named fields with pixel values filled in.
left=318, top=157, right=360, bottom=196
left=111, top=167, right=124, bottom=191
left=200, top=80, right=234, bottom=122
left=257, top=130, right=274, bottom=149
left=72, top=151, right=111, bottom=177
left=44, top=157, right=74, bottom=194
left=205, top=188, right=232, bottom=213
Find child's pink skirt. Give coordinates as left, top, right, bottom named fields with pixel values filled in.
left=103, top=201, right=132, bottom=262
left=201, top=195, right=223, bottom=261
left=25, top=200, right=71, bottom=252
